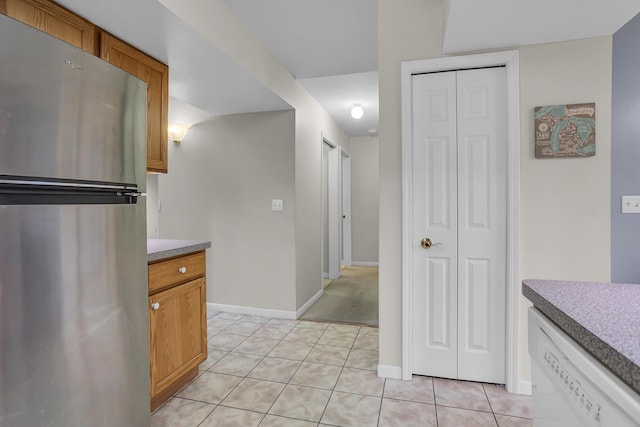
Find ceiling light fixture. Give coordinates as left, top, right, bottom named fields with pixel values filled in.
left=168, top=123, right=191, bottom=144
left=350, top=105, right=364, bottom=120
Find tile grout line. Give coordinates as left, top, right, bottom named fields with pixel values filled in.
left=311, top=321, right=353, bottom=425
left=172, top=310, right=529, bottom=425
left=194, top=403, right=217, bottom=427
left=377, top=376, right=388, bottom=426
left=432, top=376, right=440, bottom=426
left=482, top=382, right=500, bottom=427
left=261, top=328, right=311, bottom=419
left=200, top=313, right=270, bottom=421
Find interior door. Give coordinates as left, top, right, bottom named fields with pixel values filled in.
left=411, top=67, right=507, bottom=383
left=411, top=71, right=459, bottom=378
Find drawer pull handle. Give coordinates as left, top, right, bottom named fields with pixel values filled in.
left=178, top=266, right=187, bottom=274
left=151, top=302, right=160, bottom=311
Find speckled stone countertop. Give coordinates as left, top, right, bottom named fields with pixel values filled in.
left=147, top=239, right=211, bottom=262
left=523, top=279, right=640, bottom=395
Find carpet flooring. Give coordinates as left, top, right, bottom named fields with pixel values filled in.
left=300, top=266, right=378, bottom=327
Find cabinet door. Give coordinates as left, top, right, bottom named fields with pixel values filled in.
left=100, top=32, right=169, bottom=173
left=0, top=0, right=97, bottom=54
left=149, top=277, right=207, bottom=398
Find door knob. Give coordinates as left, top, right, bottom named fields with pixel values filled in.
left=421, top=238, right=442, bottom=249
left=151, top=302, right=160, bottom=311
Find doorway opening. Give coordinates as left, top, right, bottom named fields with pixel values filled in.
left=322, top=136, right=341, bottom=281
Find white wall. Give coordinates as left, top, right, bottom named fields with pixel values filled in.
left=157, top=110, right=297, bottom=312
left=350, top=136, right=379, bottom=264
left=379, top=0, right=612, bottom=386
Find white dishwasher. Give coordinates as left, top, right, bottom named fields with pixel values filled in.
left=529, top=308, right=640, bottom=426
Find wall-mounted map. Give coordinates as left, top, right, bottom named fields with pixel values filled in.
left=534, top=103, right=596, bottom=158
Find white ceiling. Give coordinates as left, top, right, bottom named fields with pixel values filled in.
left=222, top=0, right=379, bottom=137
left=298, top=72, right=379, bottom=136
left=55, top=0, right=291, bottom=118
left=221, top=0, right=378, bottom=79
left=52, top=0, right=640, bottom=138
left=443, top=0, right=640, bottom=54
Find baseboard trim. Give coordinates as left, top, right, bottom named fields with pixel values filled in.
left=295, top=289, right=324, bottom=318
left=323, top=272, right=330, bottom=279
left=517, top=380, right=532, bottom=395
left=377, top=364, right=402, bottom=379
left=207, top=302, right=296, bottom=320
left=352, top=261, right=379, bottom=267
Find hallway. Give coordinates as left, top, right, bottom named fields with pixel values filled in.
left=301, top=266, right=378, bottom=326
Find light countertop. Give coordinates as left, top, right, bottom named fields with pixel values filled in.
left=523, top=279, right=640, bottom=395
left=147, top=239, right=211, bottom=262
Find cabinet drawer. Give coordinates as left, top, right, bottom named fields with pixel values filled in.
left=148, top=251, right=205, bottom=294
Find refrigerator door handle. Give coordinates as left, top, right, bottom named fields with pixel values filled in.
left=0, top=177, right=138, bottom=192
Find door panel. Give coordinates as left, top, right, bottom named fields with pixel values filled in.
left=411, top=71, right=458, bottom=378
left=0, top=201, right=149, bottom=426
left=427, top=257, right=452, bottom=349
left=411, top=68, right=507, bottom=383
left=149, top=277, right=206, bottom=396
left=0, top=15, right=146, bottom=187
left=427, top=137, right=452, bottom=228
left=456, top=68, right=506, bottom=383
left=464, top=258, right=490, bottom=352
left=465, top=135, right=490, bottom=228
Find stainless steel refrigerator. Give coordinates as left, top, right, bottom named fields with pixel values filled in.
left=0, top=14, right=149, bottom=426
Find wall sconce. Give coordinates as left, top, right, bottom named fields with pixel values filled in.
left=350, top=104, right=364, bottom=120
left=168, top=123, right=190, bottom=144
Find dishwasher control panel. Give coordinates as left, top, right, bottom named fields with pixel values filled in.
left=529, top=308, right=640, bottom=427
left=542, top=349, right=602, bottom=424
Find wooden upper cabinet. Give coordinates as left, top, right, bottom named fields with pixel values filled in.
left=0, top=0, right=98, bottom=54
left=2, top=0, right=170, bottom=173
left=100, top=32, right=169, bottom=173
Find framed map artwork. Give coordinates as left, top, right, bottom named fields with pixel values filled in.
left=534, top=103, right=596, bottom=158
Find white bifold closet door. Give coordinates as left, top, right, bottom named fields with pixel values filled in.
left=411, top=67, right=507, bottom=383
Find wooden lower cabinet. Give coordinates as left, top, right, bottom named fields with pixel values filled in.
left=149, top=252, right=207, bottom=411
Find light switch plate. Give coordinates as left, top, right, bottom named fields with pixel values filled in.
left=621, top=196, right=640, bottom=213
left=272, top=199, right=284, bottom=211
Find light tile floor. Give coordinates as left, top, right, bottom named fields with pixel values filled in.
left=151, top=309, right=533, bottom=427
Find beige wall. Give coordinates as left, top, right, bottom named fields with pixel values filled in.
left=378, top=0, right=444, bottom=373
left=157, top=110, right=297, bottom=312
left=517, top=37, right=612, bottom=380
left=379, top=0, right=612, bottom=386
left=350, top=136, right=380, bottom=264
left=157, top=0, right=348, bottom=312
left=294, top=105, right=349, bottom=308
